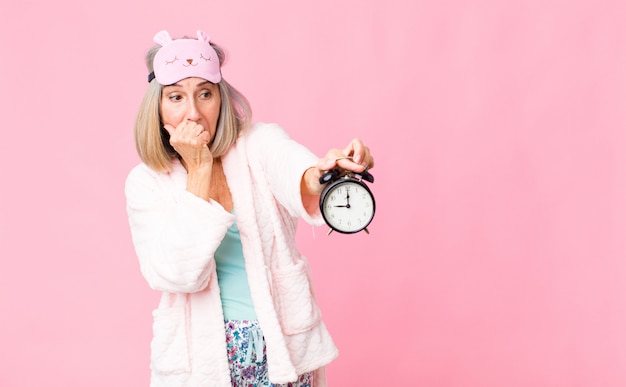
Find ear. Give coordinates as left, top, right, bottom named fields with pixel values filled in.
left=197, top=30, right=211, bottom=43
left=153, top=30, right=173, bottom=46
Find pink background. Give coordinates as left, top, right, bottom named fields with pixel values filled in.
left=2, top=0, right=626, bottom=386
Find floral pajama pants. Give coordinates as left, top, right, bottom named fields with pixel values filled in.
left=224, top=320, right=313, bottom=387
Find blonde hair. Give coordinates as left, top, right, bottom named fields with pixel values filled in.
left=134, top=41, right=252, bottom=172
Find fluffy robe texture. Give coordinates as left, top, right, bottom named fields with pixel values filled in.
left=125, top=123, right=339, bottom=387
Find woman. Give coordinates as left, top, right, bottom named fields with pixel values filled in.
left=125, top=30, right=374, bottom=387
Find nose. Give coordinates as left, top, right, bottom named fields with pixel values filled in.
left=185, top=100, right=201, bottom=122
left=186, top=59, right=193, bottom=64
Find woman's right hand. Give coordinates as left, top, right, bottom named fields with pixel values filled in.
left=164, top=121, right=213, bottom=172
left=164, top=121, right=214, bottom=201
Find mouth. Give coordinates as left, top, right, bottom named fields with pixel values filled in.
left=183, top=63, right=198, bottom=67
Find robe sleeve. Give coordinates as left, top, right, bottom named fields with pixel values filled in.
left=125, top=163, right=235, bottom=293
left=246, top=123, right=325, bottom=226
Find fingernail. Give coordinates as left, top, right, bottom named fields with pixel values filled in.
left=353, top=154, right=361, bottom=164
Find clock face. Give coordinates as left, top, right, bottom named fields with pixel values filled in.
left=321, top=180, right=375, bottom=233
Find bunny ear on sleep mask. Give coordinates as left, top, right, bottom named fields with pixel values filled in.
left=148, top=29, right=221, bottom=85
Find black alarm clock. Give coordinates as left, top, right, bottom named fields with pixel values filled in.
left=319, top=167, right=376, bottom=235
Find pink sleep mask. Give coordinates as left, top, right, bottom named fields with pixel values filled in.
left=149, top=30, right=222, bottom=85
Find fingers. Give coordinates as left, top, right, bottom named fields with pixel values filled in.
left=318, top=150, right=343, bottom=171
left=166, top=121, right=210, bottom=146
left=320, top=138, right=374, bottom=173
left=344, top=138, right=374, bottom=166
left=163, top=121, right=213, bottom=169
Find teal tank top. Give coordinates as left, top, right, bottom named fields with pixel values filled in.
left=214, top=215, right=257, bottom=320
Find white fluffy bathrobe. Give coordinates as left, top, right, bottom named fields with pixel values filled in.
left=125, top=123, right=338, bottom=386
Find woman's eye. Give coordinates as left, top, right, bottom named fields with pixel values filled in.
left=200, top=91, right=212, bottom=98
left=168, top=95, right=182, bottom=101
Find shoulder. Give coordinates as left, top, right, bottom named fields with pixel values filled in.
left=126, top=163, right=156, bottom=186
left=239, top=122, right=294, bottom=157
left=243, top=122, right=290, bottom=142
left=125, top=159, right=185, bottom=193
left=126, top=162, right=165, bottom=186
left=125, top=163, right=159, bottom=198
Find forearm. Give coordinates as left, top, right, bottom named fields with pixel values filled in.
left=186, top=165, right=212, bottom=201
left=301, top=167, right=322, bottom=215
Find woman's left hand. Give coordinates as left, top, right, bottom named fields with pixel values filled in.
left=302, top=138, right=375, bottom=196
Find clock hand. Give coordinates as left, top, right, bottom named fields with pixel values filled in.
left=345, top=187, right=351, bottom=208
